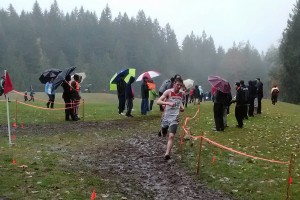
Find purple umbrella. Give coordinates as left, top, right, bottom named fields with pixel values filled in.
left=208, top=75, right=231, bottom=93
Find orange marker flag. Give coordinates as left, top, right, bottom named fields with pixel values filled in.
left=90, top=190, right=96, bottom=200
left=12, top=122, right=17, bottom=127
left=21, top=122, right=24, bottom=129
left=12, top=159, right=16, bottom=165
left=212, top=156, right=216, bottom=165
left=12, top=134, right=16, bottom=141
left=289, top=177, right=293, bottom=185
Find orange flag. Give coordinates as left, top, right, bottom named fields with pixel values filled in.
left=4, top=71, right=14, bottom=94
left=289, top=177, right=293, bottom=185
left=212, top=156, right=215, bottom=164
left=90, top=190, right=96, bottom=200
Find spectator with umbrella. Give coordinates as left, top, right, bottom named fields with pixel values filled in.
left=52, top=66, right=77, bottom=121
left=45, top=78, right=55, bottom=108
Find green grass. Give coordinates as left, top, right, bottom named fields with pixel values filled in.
left=0, top=93, right=299, bottom=199
left=180, top=100, right=300, bottom=200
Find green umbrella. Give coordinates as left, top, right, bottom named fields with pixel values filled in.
left=110, top=68, right=136, bottom=90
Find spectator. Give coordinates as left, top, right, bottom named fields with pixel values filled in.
left=117, top=75, right=126, bottom=115
left=256, top=78, right=263, bottom=114
left=141, top=76, right=149, bottom=115
left=45, top=78, right=55, bottom=108
left=125, top=76, right=135, bottom=117
left=61, top=75, right=76, bottom=121
left=148, top=80, right=158, bottom=111
left=70, top=74, right=81, bottom=120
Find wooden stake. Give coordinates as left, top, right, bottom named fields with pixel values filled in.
left=82, top=98, right=85, bottom=121
left=196, top=136, right=204, bottom=175
left=286, top=153, right=294, bottom=200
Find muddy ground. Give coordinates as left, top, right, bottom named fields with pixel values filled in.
left=2, top=119, right=233, bottom=200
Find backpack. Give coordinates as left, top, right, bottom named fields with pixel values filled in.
left=242, top=86, right=249, bottom=104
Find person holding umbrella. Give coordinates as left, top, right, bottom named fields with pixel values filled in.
left=45, top=78, right=55, bottom=108
left=117, top=75, right=126, bottom=115
left=61, top=74, right=76, bottom=121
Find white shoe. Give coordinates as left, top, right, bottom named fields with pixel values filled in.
left=120, top=112, right=125, bottom=116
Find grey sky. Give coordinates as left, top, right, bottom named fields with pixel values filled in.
left=1, top=0, right=296, bottom=52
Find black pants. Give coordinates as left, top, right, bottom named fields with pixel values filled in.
left=118, top=96, right=126, bottom=114
left=47, top=94, right=55, bottom=108
left=214, top=103, right=224, bottom=131
left=235, top=105, right=243, bottom=127
left=242, top=104, right=248, bottom=119
left=248, top=97, right=255, bottom=116
left=185, top=94, right=189, bottom=108
left=63, top=97, right=75, bottom=120
left=149, top=100, right=154, bottom=111
left=126, top=98, right=133, bottom=116
left=271, top=94, right=278, bottom=105
left=257, top=95, right=262, bottom=114
left=159, top=92, right=164, bottom=111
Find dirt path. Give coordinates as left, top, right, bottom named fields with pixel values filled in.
left=91, top=132, right=232, bottom=200
left=2, top=120, right=233, bottom=200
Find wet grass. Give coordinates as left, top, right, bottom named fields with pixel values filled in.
left=180, top=100, right=300, bottom=200
left=0, top=93, right=299, bottom=199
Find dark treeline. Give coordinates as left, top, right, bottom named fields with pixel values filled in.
left=0, top=0, right=278, bottom=98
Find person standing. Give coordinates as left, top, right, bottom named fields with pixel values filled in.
left=198, top=85, right=204, bottom=102
left=148, top=80, right=158, bottom=111
left=240, top=80, right=249, bottom=120
left=247, top=80, right=257, bottom=117
left=141, top=76, right=149, bottom=115
left=232, top=82, right=245, bottom=128
left=125, top=76, right=135, bottom=117
left=256, top=78, right=263, bottom=114
left=157, top=77, right=184, bottom=160
left=70, top=74, right=81, bottom=120
left=223, top=91, right=232, bottom=128
left=45, top=78, right=56, bottom=108
left=117, top=76, right=126, bottom=115
left=61, top=75, right=76, bottom=121
left=213, top=89, right=226, bottom=131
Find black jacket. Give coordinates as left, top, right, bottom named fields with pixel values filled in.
left=141, top=80, right=149, bottom=99
left=125, top=76, right=135, bottom=99
left=117, top=79, right=126, bottom=97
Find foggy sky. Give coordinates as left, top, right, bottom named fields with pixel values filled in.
left=1, top=0, right=296, bottom=52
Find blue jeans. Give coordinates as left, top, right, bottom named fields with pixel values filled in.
left=141, top=98, right=149, bottom=115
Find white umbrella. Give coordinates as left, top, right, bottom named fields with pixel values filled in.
left=71, top=72, right=86, bottom=83
left=183, top=79, right=194, bottom=90
left=136, top=70, right=160, bottom=81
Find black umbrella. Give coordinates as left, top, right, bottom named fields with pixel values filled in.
left=52, top=66, right=76, bottom=90
left=39, top=68, right=62, bottom=84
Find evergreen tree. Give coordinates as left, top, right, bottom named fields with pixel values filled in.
left=279, top=0, right=300, bottom=103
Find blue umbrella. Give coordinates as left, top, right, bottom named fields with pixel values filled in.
left=52, top=66, right=76, bottom=90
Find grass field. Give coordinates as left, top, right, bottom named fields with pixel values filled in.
left=0, top=92, right=299, bottom=199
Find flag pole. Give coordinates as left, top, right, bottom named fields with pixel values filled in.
left=4, top=70, right=12, bottom=145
